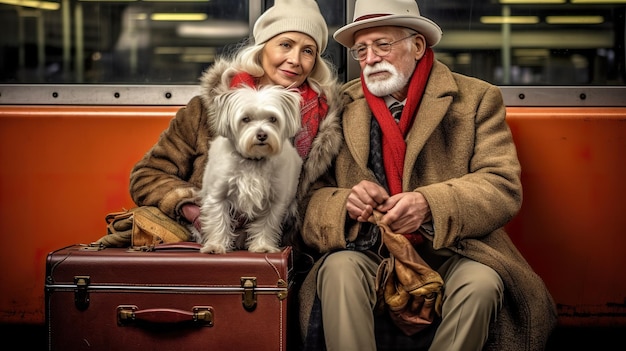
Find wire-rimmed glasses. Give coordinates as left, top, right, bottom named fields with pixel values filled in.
left=349, top=33, right=417, bottom=61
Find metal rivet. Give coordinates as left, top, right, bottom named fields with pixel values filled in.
left=518, top=93, right=525, bottom=100
left=165, top=92, right=172, bottom=99
left=579, top=93, right=586, bottom=100
left=114, top=92, right=120, bottom=98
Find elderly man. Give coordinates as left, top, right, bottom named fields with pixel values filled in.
left=296, top=0, right=557, bottom=350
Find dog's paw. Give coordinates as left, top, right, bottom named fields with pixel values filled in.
left=200, top=243, right=227, bottom=254
left=247, top=244, right=281, bottom=254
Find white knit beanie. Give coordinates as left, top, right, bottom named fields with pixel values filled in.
left=253, top=0, right=328, bottom=53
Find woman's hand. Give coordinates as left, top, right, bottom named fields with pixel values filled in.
left=181, top=203, right=201, bottom=232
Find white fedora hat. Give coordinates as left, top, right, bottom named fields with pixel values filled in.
left=333, top=0, right=442, bottom=48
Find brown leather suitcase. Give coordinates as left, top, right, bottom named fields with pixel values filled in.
left=45, top=243, right=293, bottom=350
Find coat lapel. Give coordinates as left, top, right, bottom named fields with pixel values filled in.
left=403, top=62, right=456, bottom=189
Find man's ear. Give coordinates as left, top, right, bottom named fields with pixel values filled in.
left=414, top=34, right=427, bottom=60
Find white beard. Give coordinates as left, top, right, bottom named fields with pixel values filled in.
left=363, top=61, right=410, bottom=97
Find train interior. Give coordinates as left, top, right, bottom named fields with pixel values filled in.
left=1, top=0, right=625, bottom=349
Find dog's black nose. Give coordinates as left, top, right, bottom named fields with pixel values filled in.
left=256, top=132, right=267, bottom=142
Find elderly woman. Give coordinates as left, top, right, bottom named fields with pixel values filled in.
left=128, top=0, right=343, bottom=253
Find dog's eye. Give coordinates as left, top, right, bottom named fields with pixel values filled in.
left=269, top=116, right=277, bottom=123
left=242, top=116, right=250, bottom=123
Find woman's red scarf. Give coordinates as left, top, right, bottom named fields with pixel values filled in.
left=230, top=72, right=328, bottom=159
left=361, top=48, right=434, bottom=196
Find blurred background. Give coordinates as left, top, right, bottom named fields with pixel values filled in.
left=0, top=0, right=624, bottom=86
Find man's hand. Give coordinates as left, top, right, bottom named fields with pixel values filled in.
left=346, top=180, right=389, bottom=222
left=376, top=192, right=432, bottom=233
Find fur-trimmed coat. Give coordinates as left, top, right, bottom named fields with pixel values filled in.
left=129, top=59, right=344, bottom=235
left=298, top=61, right=557, bottom=350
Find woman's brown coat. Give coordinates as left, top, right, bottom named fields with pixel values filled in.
left=129, top=59, right=344, bottom=232
left=299, top=61, right=557, bottom=350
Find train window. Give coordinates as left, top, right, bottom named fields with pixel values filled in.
left=0, top=0, right=624, bottom=86
left=420, top=0, right=625, bottom=86
left=1, top=0, right=254, bottom=84
left=0, top=0, right=345, bottom=84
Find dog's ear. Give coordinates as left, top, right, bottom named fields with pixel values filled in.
left=279, top=88, right=303, bottom=138
left=210, top=89, right=237, bottom=138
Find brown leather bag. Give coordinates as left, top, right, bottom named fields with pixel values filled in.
left=371, top=211, right=444, bottom=336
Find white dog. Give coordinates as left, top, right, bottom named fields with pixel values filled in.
left=191, top=85, right=303, bottom=254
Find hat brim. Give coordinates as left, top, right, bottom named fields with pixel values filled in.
left=333, top=15, right=442, bottom=48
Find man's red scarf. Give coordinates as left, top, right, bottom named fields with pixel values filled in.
left=230, top=72, right=328, bottom=158
left=361, top=48, right=434, bottom=244
left=361, top=48, right=434, bottom=195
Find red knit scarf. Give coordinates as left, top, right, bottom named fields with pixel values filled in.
left=230, top=72, right=328, bottom=158
left=361, top=48, right=434, bottom=196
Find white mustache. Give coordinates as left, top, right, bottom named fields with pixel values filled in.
left=363, top=61, right=397, bottom=77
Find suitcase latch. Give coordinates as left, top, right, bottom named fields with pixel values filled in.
left=277, top=279, right=288, bottom=300
left=241, top=277, right=257, bottom=312
left=74, top=275, right=90, bottom=310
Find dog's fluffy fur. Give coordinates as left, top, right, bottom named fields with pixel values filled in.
left=191, top=85, right=303, bottom=254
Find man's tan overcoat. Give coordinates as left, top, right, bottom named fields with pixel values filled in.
left=299, top=60, right=557, bottom=351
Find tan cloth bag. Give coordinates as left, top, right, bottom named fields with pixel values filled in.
left=371, top=211, right=444, bottom=336
left=96, top=206, right=190, bottom=248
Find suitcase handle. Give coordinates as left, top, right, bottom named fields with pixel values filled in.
left=150, top=242, right=203, bottom=251
left=117, top=305, right=213, bottom=327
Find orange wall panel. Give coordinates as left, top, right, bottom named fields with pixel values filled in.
left=505, top=108, right=626, bottom=326
left=0, top=106, right=179, bottom=323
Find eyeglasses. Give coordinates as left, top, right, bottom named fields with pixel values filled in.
left=349, top=33, right=417, bottom=61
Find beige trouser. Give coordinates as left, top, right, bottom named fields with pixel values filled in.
left=317, top=250, right=504, bottom=351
